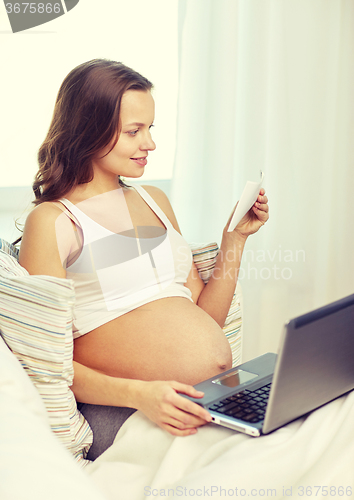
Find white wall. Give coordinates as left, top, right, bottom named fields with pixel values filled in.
left=0, top=0, right=178, bottom=187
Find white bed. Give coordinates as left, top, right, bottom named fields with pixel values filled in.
left=87, top=392, right=354, bottom=499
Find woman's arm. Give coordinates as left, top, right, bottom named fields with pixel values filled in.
left=143, top=186, right=269, bottom=327
left=72, top=361, right=211, bottom=436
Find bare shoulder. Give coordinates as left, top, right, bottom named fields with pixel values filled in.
left=141, top=184, right=173, bottom=213
left=24, top=201, right=64, bottom=228
left=141, top=185, right=170, bottom=205
left=20, top=202, right=72, bottom=277
left=22, top=201, right=71, bottom=244
left=141, top=185, right=180, bottom=231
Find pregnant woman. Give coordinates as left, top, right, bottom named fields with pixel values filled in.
left=19, top=59, right=269, bottom=459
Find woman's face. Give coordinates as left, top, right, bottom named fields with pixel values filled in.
left=92, top=90, right=156, bottom=181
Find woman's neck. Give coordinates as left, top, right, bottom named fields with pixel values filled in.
left=65, top=175, right=123, bottom=203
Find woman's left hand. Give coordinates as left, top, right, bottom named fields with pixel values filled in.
left=228, top=189, right=269, bottom=240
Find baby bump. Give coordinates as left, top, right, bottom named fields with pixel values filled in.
left=73, top=297, right=232, bottom=385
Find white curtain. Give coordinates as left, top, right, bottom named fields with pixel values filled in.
left=171, top=0, right=354, bottom=361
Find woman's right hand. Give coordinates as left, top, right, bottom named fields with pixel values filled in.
left=134, top=380, right=212, bottom=436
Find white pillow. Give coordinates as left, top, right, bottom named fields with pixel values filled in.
left=0, top=249, right=93, bottom=465
left=0, top=336, right=106, bottom=500
left=0, top=335, right=48, bottom=426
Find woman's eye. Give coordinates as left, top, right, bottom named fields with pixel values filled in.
left=127, top=125, right=154, bottom=136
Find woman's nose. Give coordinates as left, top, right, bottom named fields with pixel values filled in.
left=141, top=131, right=156, bottom=151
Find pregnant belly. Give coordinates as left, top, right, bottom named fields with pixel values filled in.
left=73, top=297, right=232, bottom=385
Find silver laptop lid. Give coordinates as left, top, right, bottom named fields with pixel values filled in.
left=263, top=293, right=354, bottom=434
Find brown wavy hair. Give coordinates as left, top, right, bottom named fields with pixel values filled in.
left=33, top=59, right=153, bottom=205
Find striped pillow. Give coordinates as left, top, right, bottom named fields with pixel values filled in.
left=191, top=243, right=243, bottom=367
left=0, top=248, right=93, bottom=466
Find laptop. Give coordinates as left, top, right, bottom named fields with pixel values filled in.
left=185, top=293, right=354, bottom=436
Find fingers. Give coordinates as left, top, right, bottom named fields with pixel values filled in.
left=162, top=423, right=199, bottom=437
left=170, top=380, right=204, bottom=398
left=252, top=205, right=269, bottom=225
left=171, top=399, right=211, bottom=426
left=168, top=382, right=212, bottom=424
left=254, top=201, right=269, bottom=214
left=157, top=382, right=212, bottom=434
left=256, top=191, right=269, bottom=209
left=165, top=411, right=208, bottom=432
left=163, top=419, right=211, bottom=437
left=138, top=380, right=212, bottom=437
left=160, top=405, right=210, bottom=436
left=253, top=190, right=269, bottom=221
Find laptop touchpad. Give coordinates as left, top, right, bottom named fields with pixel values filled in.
left=212, top=369, right=258, bottom=388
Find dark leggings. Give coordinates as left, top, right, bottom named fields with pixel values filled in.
left=78, top=403, right=136, bottom=461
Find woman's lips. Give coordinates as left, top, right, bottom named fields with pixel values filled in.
left=131, top=157, right=147, bottom=167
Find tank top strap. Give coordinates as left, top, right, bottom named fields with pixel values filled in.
left=57, top=198, right=113, bottom=244
left=56, top=198, right=81, bottom=226
left=53, top=199, right=79, bottom=226
left=57, top=198, right=85, bottom=229
left=58, top=198, right=75, bottom=210
left=132, top=184, right=173, bottom=230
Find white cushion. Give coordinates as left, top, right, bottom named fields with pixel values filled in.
left=0, top=336, right=105, bottom=499
left=0, top=335, right=48, bottom=426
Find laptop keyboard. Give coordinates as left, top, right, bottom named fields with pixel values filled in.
left=208, top=382, right=272, bottom=424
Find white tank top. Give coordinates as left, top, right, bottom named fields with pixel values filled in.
left=59, top=185, right=193, bottom=338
